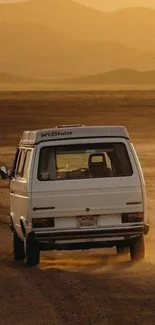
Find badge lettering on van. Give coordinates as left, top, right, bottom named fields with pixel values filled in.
left=41, top=131, right=73, bottom=138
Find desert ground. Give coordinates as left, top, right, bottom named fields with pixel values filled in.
left=0, top=90, right=155, bottom=325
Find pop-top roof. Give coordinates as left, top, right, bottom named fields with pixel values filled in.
left=19, top=125, right=130, bottom=145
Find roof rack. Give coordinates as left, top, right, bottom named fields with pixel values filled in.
left=55, top=124, right=85, bottom=128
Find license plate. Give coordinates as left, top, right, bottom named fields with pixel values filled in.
left=77, top=216, right=99, bottom=228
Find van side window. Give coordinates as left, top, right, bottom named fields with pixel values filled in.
left=15, top=149, right=32, bottom=179
left=11, top=148, right=20, bottom=178
left=23, top=150, right=32, bottom=179
left=15, top=149, right=26, bottom=178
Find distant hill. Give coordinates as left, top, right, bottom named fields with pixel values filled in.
left=76, top=0, right=155, bottom=12
left=1, top=22, right=155, bottom=79
left=0, top=72, right=33, bottom=83
left=58, top=69, right=155, bottom=84
left=0, top=0, right=155, bottom=52
left=1, top=1, right=155, bottom=79
left=1, top=69, right=155, bottom=89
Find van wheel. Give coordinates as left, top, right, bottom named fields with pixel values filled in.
left=129, top=235, right=145, bottom=261
left=13, top=232, right=25, bottom=260
left=25, top=234, right=40, bottom=267
left=116, top=245, right=128, bottom=255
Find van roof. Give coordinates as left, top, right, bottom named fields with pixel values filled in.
left=19, top=125, right=130, bottom=145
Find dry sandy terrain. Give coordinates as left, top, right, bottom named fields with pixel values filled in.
left=0, top=91, right=155, bottom=325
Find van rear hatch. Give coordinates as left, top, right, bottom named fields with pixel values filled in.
left=31, top=138, right=144, bottom=231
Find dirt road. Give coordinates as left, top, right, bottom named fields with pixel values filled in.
left=0, top=91, right=155, bottom=325
left=1, top=223, right=155, bottom=325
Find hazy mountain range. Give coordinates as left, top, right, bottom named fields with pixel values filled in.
left=75, top=0, right=155, bottom=12
left=1, top=0, right=155, bottom=51
left=58, top=69, right=155, bottom=84
left=1, top=69, right=155, bottom=86
left=0, top=69, right=155, bottom=86
left=0, top=72, right=33, bottom=83
left=1, top=0, right=155, bottom=83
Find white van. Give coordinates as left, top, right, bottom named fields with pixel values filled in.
left=0, top=125, right=149, bottom=266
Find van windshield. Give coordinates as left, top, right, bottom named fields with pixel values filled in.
left=38, top=143, right=133, bottom=181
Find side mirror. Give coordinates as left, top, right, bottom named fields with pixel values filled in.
left=0, top=165, right=9, bottom=179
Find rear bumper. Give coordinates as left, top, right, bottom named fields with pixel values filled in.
left=33, top=223, right=149, bottom=245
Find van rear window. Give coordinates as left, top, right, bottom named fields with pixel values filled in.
left=38, top=143, right=133, bottom=181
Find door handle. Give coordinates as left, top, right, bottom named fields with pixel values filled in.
left=10, top=190, right=14, bottom=194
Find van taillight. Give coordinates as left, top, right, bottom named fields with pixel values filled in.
left=121, top=212, right=143, bottom=223
left=32, top=218, right=55, bottom=228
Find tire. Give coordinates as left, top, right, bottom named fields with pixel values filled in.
left=116, top=245, right=129, bottom=255
left=13, top=232, right=25, bottom=261
left=25, top=234, right=40, bottom=267
left=129, top=235, right=145, bottom=261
